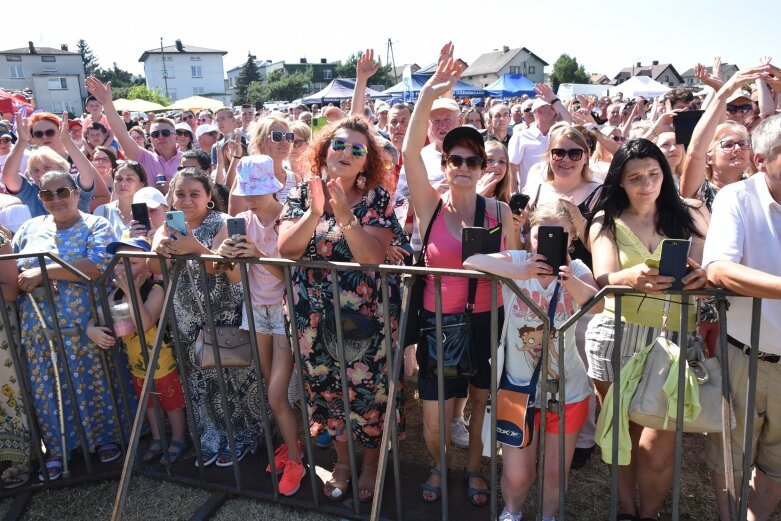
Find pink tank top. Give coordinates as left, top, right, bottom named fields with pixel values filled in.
left=423, top=206, right=504, bottom=314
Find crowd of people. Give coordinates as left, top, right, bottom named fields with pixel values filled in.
left=0, top=42, right=779, bottom=521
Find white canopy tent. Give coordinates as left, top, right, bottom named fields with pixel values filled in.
left=611, top=76, right=671, bottom=99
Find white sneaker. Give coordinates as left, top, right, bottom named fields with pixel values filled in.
left=450, top=417, right=470, bottom=449
left=498, top=507, right=521, bottom=521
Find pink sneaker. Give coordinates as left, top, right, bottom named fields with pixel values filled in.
left=279, top=458, right=305, bottom=496
left=266, top=441, right=303, bottom=474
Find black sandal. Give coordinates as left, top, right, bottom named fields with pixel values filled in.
left=464, top=469, right=489, bottom=507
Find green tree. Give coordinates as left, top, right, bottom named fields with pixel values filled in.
left=95, top=62, right=145, bottom=99
left=550, top=54, right=590, bottom=92
left=126, top=85, right=169, bottom=106
left=235, top=53, right=261, bottom=104
left=335, top=51, right=394, bottom=88
left=76, top=39, right=99, bottom=77
left=245, top=68, right=313, bottom=106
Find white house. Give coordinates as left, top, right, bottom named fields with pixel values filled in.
left=0, top=42, right=87, bottom=113
left=225, top=58, right=285, bottom=97
left=139, top=40, right=228, bottom=104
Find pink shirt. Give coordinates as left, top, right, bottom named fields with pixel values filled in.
left=241, top=210, right=284, bottom=305
left=423, top=206, right=503, bottom=314
left=136, top=147, right=183, bottom=182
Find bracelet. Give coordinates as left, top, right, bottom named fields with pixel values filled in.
left=340, top=214, right=360, bottom=230
left=233, top=156, right=242, bottom=159
left=551, top=98, right=561, bottom=105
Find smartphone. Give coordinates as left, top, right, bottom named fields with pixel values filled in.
left=658, top=238, right=691, bottom=291
left=311, top=116, right=327, bottom=134
left=226, top=217, right=247, bottom=243
left=509, top=193, right=531, bottom=215
left=537, top=225, right=568, bottom=275
left=673, top=110, right=704, bottom=148
left=131, top=202, right=151, bottom=231
left=462, top=226, right=501, bottom=261
left=165, top=210, right=187, bottom=236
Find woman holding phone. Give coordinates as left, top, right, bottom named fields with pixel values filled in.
left=585, top=139, right=708, bottom=521
left=93, top=161, right=148, bottom=240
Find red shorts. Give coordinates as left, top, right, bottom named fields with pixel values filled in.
left=534, top=397, right=590, bottom=434
left=132, top=370, right=186, bottom=412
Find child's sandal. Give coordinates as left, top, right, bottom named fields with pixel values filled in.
left=142, top=439, right=163, bottom=463
left=163, top=440, right=187, bottom=465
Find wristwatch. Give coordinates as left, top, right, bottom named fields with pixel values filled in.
left=340, top=214, right=360, bottom=230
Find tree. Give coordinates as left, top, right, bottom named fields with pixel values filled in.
left=126, top=85, right=169, bottom=106
left=235, top=53, right=261, bottom=104
left=76, top=39, right=100, bottom=77
left=245, top=68, right=313, bottom=106
left=549, top=54, right=590, bottom=92
left=94, top=62, right=145, bottom=100
left=335, top=51, right=395, bottom=89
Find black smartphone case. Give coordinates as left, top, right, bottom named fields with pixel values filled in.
left=537, top=225, right=568, bottom=275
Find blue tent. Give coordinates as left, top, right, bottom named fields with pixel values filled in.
left=381, top=73, right=485, bottom=100
left=485, top=74, right=537, bottom=98
left=301, top=79, right=387, bottom=104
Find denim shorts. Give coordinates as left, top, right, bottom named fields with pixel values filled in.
left=240, top=303, right=286, bottom=335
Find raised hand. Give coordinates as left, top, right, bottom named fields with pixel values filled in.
left=423, top=42, right=464, bottom=97
left=14, top=111, right=29, bottom=143
left=713, top=56, right=723, bottom=80
left=721, top=64, right=770, bottom=95
left=356, top=49, right=380, bottom=80
left=327, top=177, right=350, bottom=219
left=534, top=83, right=557, bottom=103
left=60, top=112, right=74, bottom=145
left=85, top=76, right=112, bottom=105
left=308, top=176, right=325, bottom=217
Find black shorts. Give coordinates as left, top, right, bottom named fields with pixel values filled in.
left=417, top=307, right=504, bottom=401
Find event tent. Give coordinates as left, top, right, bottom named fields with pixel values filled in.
left=301, top=79, right=386, bottom=104
left=381, top=73, right=485, bottom=100
left=112, top=98, right=166, bottom=112
left=485, top=74, right=537, bottom=98
left=611, top=76, right=671, bottom=98
left=165, top=95, right=224, bottom=111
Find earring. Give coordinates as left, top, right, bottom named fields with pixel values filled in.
left=355, top=174, right=366, bottom=191
left=206, top=200, right=215, bottom=209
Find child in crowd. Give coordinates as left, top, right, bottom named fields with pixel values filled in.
left=464, top=200, right=602, bottom=521
left=86, top=238, right=187, bottom=464
left=215, top=155, right=304, bottom=496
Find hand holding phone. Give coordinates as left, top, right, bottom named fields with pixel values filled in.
left=226, top=217, right=247, bottom=243
left=131, top=203, right=151, bottom=231
left=165, top=210, right=187, bottom=236
left=509, top=193, right=531, bottom=215
left=536, top=225, right=568, bottom=276
left=658, top=238, right=691, bottom=291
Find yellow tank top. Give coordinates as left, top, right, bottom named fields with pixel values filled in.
left=603, top=219, right=696, bottom=331
left=122, top=325, right=178, bottom=379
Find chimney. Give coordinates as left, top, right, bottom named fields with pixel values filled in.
left=28, top=41, right=36, bottom=54
left=175, top=39, right=184, bottom=52
left=320, top=58, right=327, bottom=64
left=503, top=45, right=510, bottom=53
left=652, top=60, right=659, bottom=66
left=300, top=58, right=307, bottom=64
left=60, top=44, right=68, bottom=52
left=636, top=61, right=641, bottom=68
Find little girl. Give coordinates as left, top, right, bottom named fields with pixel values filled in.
left=464, top=200, right=602, bottom=521
left=86, top=237, right=187, bottom=464
left=216, top=155, right=303, bottom=497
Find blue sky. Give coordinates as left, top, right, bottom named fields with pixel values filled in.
left=11, top=0, right=780, bottom=81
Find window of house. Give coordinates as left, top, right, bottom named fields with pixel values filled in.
left=191, top=66, right=202, bottom=78
left=528, top=65, right=536, bottom=74
left=5, top=55, right=21, bottom=62
left=41, top=55, right=56, bottom=62
left=8, top=66, right=24, bottom=78
left=193, top=87, right=204, bottom=95
left=163, top=65, right=175, bottom=78
left=190, top=56, right=201, bottom=61
left=509, top=66, right=520, bottom=74
left=324, top=69, right=332, bottom=80
left=665, top=75, right=670, bottom=83
left=48, top=77, right=67, bottom=90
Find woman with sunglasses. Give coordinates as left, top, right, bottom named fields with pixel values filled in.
left=2, top=112, right=101, bottom=218
left=93, top=161, right=149, bottom=240
left=278, top=116, right=401, bottom=502
left=287, top=121, right=312, bottom=178
left=175, top=123, right=195, bottom=152
left=402, top=44, right=518, bottom=506
left=585, top=139, right=708, bottom=521
left=13, top=169, right=129, bottom=480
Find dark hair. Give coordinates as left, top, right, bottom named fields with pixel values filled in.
left=112, top=160, right=148, bottom=186
left=171, top=166, right=222, bottom=212
left=586, top=138, right=703, bottom=242
left=461, top=108, right=485, bottom=129
left=182, top=150, right=211, bottom=171
left=87, top=122, right=108, bottom=134
left=92, top=146, right=118, bottom=170
left=664, top=86, right=694, bottom=108
left=85, top=95, right=98, bottom=104
left=40, top=170, right=78, bottom=190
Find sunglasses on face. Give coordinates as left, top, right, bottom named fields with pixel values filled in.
left=176, top=130, right=191, bottom=136
left=0, top=138, right=11, bottom=144
left=611, top=135, right=626, bottom=142
left=39, top=187, right=75, bottom=202
left=182, top=114, right=194, bottom=120
left=331, top=137, right=367, bottom=158
left=444, top=154, right=484, bottom=169
left=726, top=104, right=753, bottom=115
left=551, top=148, right=584, bottom=161
left=150, top=129, right=173, bottom=138
left=719, top=139, right=751, bottom=151
left=269, top=131, right=294, bottom=143
left=32, top=128, right=57, bottom=139
left=292, top=139, right=307, bottom=149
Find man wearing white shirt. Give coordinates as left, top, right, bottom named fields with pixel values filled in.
left=508, top=98, right=558, bottom=193
left=703, top=114, right=781, bottom=521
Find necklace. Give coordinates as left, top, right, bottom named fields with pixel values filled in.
left=446, top=198, right=474, bottom=224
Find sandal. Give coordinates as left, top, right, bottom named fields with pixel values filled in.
left=215, top=444, right=253, bottom=467
left=194, top=449, right=219, bottom=468
left=358, top=463, right=378, bottom=503
left=464, top=469, right=489, bottom=507
left=98, top=442, right=122, bottom=464
left=420, top=467, right=442, bottom=503
left=37, top=458, right=63, bottom=482
left=162, top=440, right=187, bottom=465
left=142, top=439, right=163, bottom=463
left=2, top=463, right=30, bottom=489
left=324, top=462, right=351, bottom=500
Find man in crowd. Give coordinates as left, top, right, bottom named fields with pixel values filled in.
left=484, top=102, right=512, bottom=147
left=212, top=107, right=241, bottom=165
left=374, top=102, right=389, bottom=133
left=239, top=104, right=255, bottom=138
left=387, top=103, right=411, bottom=164
left=83, top=122, right=113, bottom=156
left=181, top=110, right=197, bottom=132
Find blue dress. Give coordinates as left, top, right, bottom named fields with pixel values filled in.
left=13, top=212, right=133, bottom=458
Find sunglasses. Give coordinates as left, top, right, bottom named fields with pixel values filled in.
left=331, top=137, right=367, bottom=158
left=0, top=137, right=11, bottom=144
left=92, top=156, right=111, bottom=163
left=182, top=114, right=194, bottom=120
left=39, top=187, right=75, bottom=202
left=269, top=131, right=295, bottom=143
left=725, top=104, right=753, bottom=115
left=444, top=154, right=484, bottom=169
left=718, top=139, right=751, bottom=151
left=292, top=139, right=308, bottom=149
left=176, top=130, right=191, bottom=136
left=198, top=118, right=209, bottom=123
left=32, top=128, right=57, bottom=139
left=611, top=135, right=626, bottom=142
left=551, top=148, right=584, bottom=161
left=150, top=129, right=173, bottom=138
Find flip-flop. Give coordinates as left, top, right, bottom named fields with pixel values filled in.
left=215, top=444, right=253, bottom=467
left=98, top=442, right=122, bottom=463
left=37, top=459, right=63, bottom=482
left=194, top=449, right=218, bottom=468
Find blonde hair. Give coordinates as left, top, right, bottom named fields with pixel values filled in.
left=545, top=126, right=591, bottom=182
left=705, top=121, right=751, bottom=180
left=530, top=200, right=586, bottom=241
left=248, top=116, right=290, bottom=155
left=289, top=120, right=311, bottom=141
left=27, top=147, right=70, bottom=176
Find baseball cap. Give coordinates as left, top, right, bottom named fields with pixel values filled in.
left=442, top=125, right=485, bottom=154
left=521, top=99, right=534, bottom=112
left=0, top=130, right=13, bottom=140
left=195, top=124, right=219, bottom=139
left=175, top=123, right=193, bottom=135
left=233, top=155, right=283, bottom=197
left=133, top=187, right=168, bottom=209
left=531, top=98, right=551, bottom=112
left=431, top=98, right=460, bottom=113
left=375, top=102, right=389, bottom=114
left=68, top=120, right=83, bottom=130
left=727, top=91, right=752, bottom=105
left=106, top=237, right=152, bottom=255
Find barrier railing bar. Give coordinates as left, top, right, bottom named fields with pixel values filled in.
left=739, top=298, right=763, bottom=521
left=432, top=274, right=448, bottom=521
left=557, top=310, right=566, bottom=521
left=671, top=299, right=690, bottom=520
left=489, top=280, right=499, bottom=521
left=610, top=294, right=622, bottom=521
left=717, top=297, right=738, bottom=521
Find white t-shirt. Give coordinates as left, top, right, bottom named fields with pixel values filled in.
left=702, top=172, right=781, bottom=354
left=0, top=201, right=31, bottom=233
left=500, top=250, right=592, bottom=405
left=0, top=147, right=29, bottom=176
left=508, top=126, right=548, bottom=192
left=276, top=169, right=297, bottom=206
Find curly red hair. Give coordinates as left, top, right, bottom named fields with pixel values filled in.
left=29, top=112, right=61, bottom=137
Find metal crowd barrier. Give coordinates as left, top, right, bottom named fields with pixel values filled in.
left=0, top=250, right=771, bottom=521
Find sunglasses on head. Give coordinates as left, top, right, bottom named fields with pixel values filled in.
left=32, top=129, right=57, bottom=139
left=39, top=187, right=75, bottom=202
left=269, top=131, right=294, bottom=143
left=726, top=104, right=753, bottom=115
left=331, top=137, right=367, bottom=158
left=550, top=148, right=584, bottom=161
left=150, top=129, right=173, bottom=138
left=443, top=154, right=484, bottom=169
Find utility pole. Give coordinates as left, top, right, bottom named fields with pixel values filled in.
left=161, top=37, right=169, bottom=98
left=387, top=38, right=398, bottom=84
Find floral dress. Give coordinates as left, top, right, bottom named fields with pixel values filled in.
left=173, top=210, right=266, bottom=456
left=282, top=183, right=403, bottom=449
left=13, top=212, right=134, bottom=458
